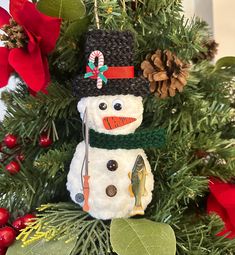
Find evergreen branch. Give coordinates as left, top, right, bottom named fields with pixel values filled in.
left=34, top=143, right=76, bottom=177
left=176, top=215, right=235, bottom=254
left=2, top=83, right=79, bottom=143
left=18, top=203, right=112, bottom=255
left=146, top=125, right=235, bottom=222
left=84, top=0, right=205, bottom=62
left=0, top=166, right=66, bottom=216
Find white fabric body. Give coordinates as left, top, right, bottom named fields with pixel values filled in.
left=67, top=143, right=154, bottom=219
left=67, top=94, right=154, bottom=219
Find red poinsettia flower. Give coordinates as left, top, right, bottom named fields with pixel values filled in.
left=0, top=0, right=61, bottom=92
left=207, top=177, right=235, bottom=239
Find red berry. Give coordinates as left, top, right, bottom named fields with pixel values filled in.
left=194, top=149, right=209, bottom=159
left=0, top=247, right=7, bottom=255
left=0, top=227, right=16, bottom=248
left=15, top=154, right=25, bottom=162
left=3, top=134, right=17, bottom=149
left=5, top=161, right=20, bottom=175
left=39, top=135, right=52, bottom=148
left=12, top=217, right=24, bottom=232
left=12, top=214, right=35, bottom=231
left=22, top=214, right=35, bottom=227
left=0, top=209, right=9, bottom=226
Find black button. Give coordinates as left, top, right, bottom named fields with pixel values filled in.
left=106, top=185, right=117, bottom=197
left=107, top=160, right=118, bottom=171
left=75, top=193, right=84, bottom=203
left=99, top=102, right=107, bottom=110
left=114, top=103, right=122, bottom=111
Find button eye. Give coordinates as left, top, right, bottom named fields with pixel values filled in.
left=113, top=99, right=123, bottom=111
left=99, top=102, right=107, bottom=110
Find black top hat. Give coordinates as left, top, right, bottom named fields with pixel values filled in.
left=73, top=30, right=149, bottom=99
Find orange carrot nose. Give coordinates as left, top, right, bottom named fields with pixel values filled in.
left=103, top=116, right=137, bottom=130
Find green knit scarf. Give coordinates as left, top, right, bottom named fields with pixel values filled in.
left=89, top=128, right=165, bottom=150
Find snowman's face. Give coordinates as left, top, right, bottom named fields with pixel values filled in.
left=77, top=95, right=144, bottom=135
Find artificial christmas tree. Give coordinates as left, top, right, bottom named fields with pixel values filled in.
left=0, top=0, right=235, bottom=255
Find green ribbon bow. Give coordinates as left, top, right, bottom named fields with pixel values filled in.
left=84, top=61, right=109, bottom=83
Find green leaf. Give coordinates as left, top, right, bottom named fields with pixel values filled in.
left=65, top=16, right=90, bottom=39
left=37, top=0, right=86, bottom=21
left=7, top=238, right=76, bottom=255
left=110, top=219, right=176, bottom=255
left=213, top=56, right=235, bottom=72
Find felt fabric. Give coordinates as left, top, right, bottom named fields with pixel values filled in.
left=9, top=0, right=27, bottom=24
left=207, top=177, right=235, bottom=239
left=89, top=128, right=165, bottom=150
left=86, top=66, right=135, bottom=79
left=0, top=48, right=13, bottom=87
left=0, top=1, right=61, bottom=92
left=14, top=1, right=61, bottom=55
left=0, top=7, right=10, bottom=27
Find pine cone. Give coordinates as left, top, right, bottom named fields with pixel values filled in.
left=192, top=39, right=219, bottom=63
left=141, top=50, right=189, bottom=99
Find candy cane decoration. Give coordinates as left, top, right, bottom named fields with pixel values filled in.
left=88, top=50, right=106, bottom=89
left=89, top=50, right=104, bottom=67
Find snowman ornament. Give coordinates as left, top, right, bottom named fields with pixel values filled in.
left=67, top=30, right=165, bottom=220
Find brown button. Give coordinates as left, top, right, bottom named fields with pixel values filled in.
left=106, top=185, right=117, bottom=197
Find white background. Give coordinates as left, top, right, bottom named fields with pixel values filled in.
left=183, top=0, right=235, bottom=60
left=0, top=0, right=235, bottom=120
left=0, top=1, right=8, bottom=10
